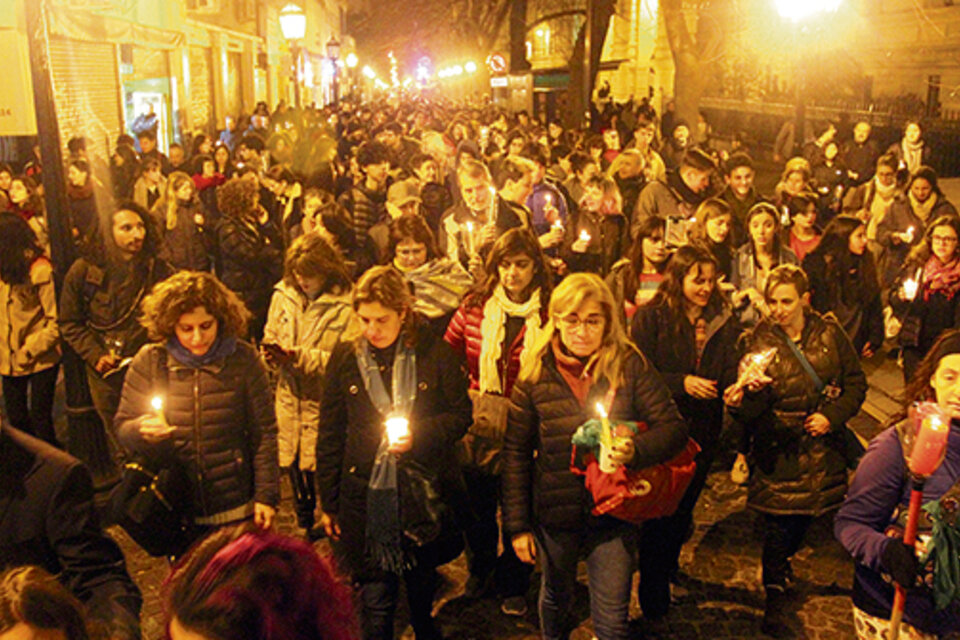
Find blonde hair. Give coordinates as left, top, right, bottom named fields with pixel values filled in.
left=606, top=149, right=644, bottom=179
left=519, top=272, right=640, bottom=387
left=160, top=171, right=194, bottom=231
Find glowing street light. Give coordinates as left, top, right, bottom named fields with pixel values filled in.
left=464, top=61, right=477, bottom=74
left=362, top=65, right=376, bottom=79
left=452, top=65, right=463, bottom=76
left=345, top=52, right=358, bottom=68
left=774, top=0, right=841, bottom=21
left=278, top=4, right=306, bottom=40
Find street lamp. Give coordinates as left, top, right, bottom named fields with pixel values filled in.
left=774, top=0, right=842, bottom=155
left=326, top=36, right=341, bottom=105
left=279, top=4, right=306, bottom=108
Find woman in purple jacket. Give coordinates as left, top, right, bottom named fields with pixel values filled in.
left=835, top=329, right=960, bottom=639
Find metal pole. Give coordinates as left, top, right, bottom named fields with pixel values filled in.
left=293, top=44, right=302, bottom=109
left=583, top=0, right=593, bottom=129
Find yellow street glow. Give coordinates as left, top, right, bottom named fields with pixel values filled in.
left=774, top=0, right=841, bottom=21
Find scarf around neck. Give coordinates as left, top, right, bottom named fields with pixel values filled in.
left=478, top=285, right=543, bottom=394
left=397, top=258, right=474, bottom=319
left=910, top=191, right=938, bottom=224
left=355, top=337, right=417, bottom=573
left=166, top=333, right=237, bottom=368
left=923, top=255, right=960, bottom=301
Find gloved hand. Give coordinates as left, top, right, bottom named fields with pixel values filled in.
left=881, top=539, right=919, bottom=587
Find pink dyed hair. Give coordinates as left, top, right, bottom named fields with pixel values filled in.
left=164, top=526, right=358, bottom=640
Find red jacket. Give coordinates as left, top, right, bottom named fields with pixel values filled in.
left=444, top=297, right=541, bottom=398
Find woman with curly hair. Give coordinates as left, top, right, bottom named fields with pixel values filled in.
left=215, top=177, right=283, bottom=341
left=165, top=526, right=358, bottom=640
left=115, top=271, right=280, bottom=555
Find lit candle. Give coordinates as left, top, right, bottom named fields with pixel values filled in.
left=908, top=412, right=949, bottom=476
left=463, top=221, right=475, bottom=255
left=595, top=402, right=616, bottom=473
left=906, top=226, right=916, bottom=243
left=385, top=416, right=410, bottom=447
left=151, top=396, right=169, bottom=429
left=902, top=277, right=919, bottom=301
left=579, top=229, right=591, bottom=243
left=552, top=219, right=564, bottom=231
left=544, top=193, right=553, bottom=206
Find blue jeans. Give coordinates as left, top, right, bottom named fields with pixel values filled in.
left=535, top=523, right=636, bottom=640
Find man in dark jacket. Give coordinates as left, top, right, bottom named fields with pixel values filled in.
left=60, top=202, right=172, bottom=454
left=719, top=152, right=763, bottom=247
left=633, top=147, right=716, bottom=242
left=0, top=425, right=142, bottom=639
left=842, top=122, right=880, bottom=186
left=339, top=141, right=391, bottom=272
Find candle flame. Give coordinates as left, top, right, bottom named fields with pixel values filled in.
left=465, top=222, right=474, bottom=233
left=151, top=396, right=163, bottom=411
left=595, top=402, right=607, bottom=418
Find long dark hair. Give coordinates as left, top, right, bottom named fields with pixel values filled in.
left=901, top=328, right=960, bottom=414
left=465, top=227, right=553, bottom=309
left=807, top=215, right=879, bottom=305
left=649, top=245, right=724, bottom=322
left=0, top=213, right=43, bottom=285
left=94, top=201, right=159, bottom=266
left=745, top=202, right=784, bottom=261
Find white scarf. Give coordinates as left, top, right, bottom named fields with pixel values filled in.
left=478, top=285, right=543, bottom=394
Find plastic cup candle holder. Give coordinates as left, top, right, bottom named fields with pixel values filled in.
left=386, top=416, right=410, bottom=447
left=902, top=277, right=919, bottom=301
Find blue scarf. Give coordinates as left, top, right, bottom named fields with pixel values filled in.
left=166, top=333, right=238, bottom=368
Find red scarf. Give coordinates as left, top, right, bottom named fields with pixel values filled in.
left=551, top=336, right=596, bottom=406
left=922, top=255, right=960, bottom=301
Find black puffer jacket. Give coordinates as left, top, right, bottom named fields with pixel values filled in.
left=502, top=348, right=688, bottom=536
left=115, top=342, right=280, bottom=517
left=214, top=215, right=283, bottom=320
left=631, top=302, right=741, bottom=450
left=315, top=324, right=472, bottom=579
left=731, top=311, right=866, bottom=516
left=156, top=198, right=213, bottom=272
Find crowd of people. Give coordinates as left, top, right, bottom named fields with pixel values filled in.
left=0, top=95, right=958, bottom=640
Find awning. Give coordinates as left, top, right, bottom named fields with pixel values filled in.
left=46, top=6, right=184, bottom=48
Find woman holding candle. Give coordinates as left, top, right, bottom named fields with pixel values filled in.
left=803, top=216, right=884, bottom=358
left=503, top=273, right=688, bottom=640
left=835, top=329, right=960, bottom=639
left=878, top=167, right=957, bottom=290
left=563, top=175, right=629, bottom=277
left=731, top=202, right=799, bottom=326
left=316, top=266, right=472, bottom=640
left=444, top=228, right=552, bottom=616
left=605, top=216, right=669, bottom=322
left=114, top=271, right=280, bottom=554
left=726, top=264, right=867, bottom=638
left=630, top=245, right=742, bottom=620
left=891, top=215, right=960, bottom=385
left=263, top=233, right=360, bottom=536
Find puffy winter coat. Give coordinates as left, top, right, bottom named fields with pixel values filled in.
left=115, top=341, right=280, bottom=520
left=315, top=324, right=472, bottom=578
left=876, top=194, right=957, bottom=288
left=731, top=311, right=866, bottom=516
left=502, top=348, right=688, bottom=535
left=155, top=198, right=213, bottom=272
left=214, top=215, right=283, bottom=321
left=263, top=282, right=358, bottom=470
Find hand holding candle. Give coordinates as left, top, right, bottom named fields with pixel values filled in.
left=905, top=226, right=916, bottom=243
left=140, top=395, right=175, bottom=442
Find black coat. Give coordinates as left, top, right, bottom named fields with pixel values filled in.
left=116, top=342, right=280, bottom=517
left=803, top=251, right=884, bottom=353
left=562, top=209, right=629, bottom=277
left=0, top=427, right=142, bottom=640
left=157, top=199, right=214, bottom=272
left=502, top=349, right=688, bottom=536
left=315, top=325, right=472, bottom=579
left=731, top=312, right=867, bottom=515
left=214, top=215, right=283, bottom=321
left=631, top=302, right=741, bottom=451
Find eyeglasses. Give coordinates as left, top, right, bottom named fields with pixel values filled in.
left=558, top=315, right=605, bottom=332
left=931, top=235, right=958, bottom=245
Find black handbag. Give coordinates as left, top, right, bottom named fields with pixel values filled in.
left=108, top=347, right=196, bottom=557
left=109, top=452, right=195, bottom=557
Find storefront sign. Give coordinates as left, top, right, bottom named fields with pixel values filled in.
left=0, top=32, right=38, bottom=135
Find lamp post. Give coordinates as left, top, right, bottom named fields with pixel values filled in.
left=326, top=36, right=341, bottom=106
left=773, top=0, right=842, bottom=156
left=279, top=4, right=306, bottom=108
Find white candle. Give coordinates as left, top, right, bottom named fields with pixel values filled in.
left=906, top=226, right=916, bottom=243
left=903, top=277, right=919, bottom=301
left=151, top=396, right=169, bottom=429
left=545, top=193, right=552, bottom=206
left=385, top=416, right=410, bottom=446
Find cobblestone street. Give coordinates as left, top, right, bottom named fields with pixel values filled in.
left=112, top=464, right=862, bottom=640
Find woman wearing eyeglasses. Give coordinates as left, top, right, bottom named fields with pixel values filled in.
left=890, top=215, right=960, bottom=385
left=502, top=273, right=688, bottom=640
